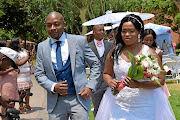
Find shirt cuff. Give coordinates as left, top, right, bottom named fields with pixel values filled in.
left=51, top=83, right=57, bottom=93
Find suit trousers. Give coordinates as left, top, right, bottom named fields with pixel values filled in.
left=48, top=95, right=88, bottom=120
left=91, top=89, right=106, bottom=116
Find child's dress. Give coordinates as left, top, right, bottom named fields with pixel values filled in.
left=0, top=70, right=19, bottom=100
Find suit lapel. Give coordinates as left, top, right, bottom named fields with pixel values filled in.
left=66, top=34, right=76, bottom=75
left=46, top=38, right=56, bottom=75
left=104, top=41, right=109, bottom=56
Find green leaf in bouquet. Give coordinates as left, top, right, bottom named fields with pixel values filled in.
left=148, top=54, right=152, bottom=58
left=127, top=52, right=137, bottom=78
left=140, top=55, right=146, bottom=61
left=133, top=66, right=144, bottom=80
left=154, top=80, right=163, bottom=87
left=162, top=63, right=167, bottom=66
left=127, top=66, right=137, bottom=78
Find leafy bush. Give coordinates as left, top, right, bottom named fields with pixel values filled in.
left=175, top=43, right=180, bottom=49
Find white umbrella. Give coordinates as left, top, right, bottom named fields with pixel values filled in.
left=82, top=10, right=154, bottom=26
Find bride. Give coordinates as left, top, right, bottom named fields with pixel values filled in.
left=95, top=14, right=176, bottom=120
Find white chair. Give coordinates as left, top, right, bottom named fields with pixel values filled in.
left=176, top=76, right=180, bottom=84
left=164, top=60, right=176, bottom=79
left=167, top=53, right=176, bottom=57
left=177, top=60, right=180, bottom=76
left=86, top=68, right=90, bottom=79
left=162, top=58, right=173, bottom=64
left=175, top=59, right=180, bottom=84
left=162, top=55, right=169, bottom=59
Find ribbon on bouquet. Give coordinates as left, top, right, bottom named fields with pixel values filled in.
left=117, top=80, right=125, bottom=91
left=111, top=79, right=126, bottom=96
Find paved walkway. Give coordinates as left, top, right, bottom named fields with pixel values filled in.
left=15, top=75, right=49, bottom=120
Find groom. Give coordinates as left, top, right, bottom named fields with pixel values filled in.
left=35, top=11, right=100, bottom=120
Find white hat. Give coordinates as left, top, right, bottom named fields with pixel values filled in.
left=0, top=47, right=18, bottom=69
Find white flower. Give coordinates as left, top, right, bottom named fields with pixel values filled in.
left=163, top=65, right=170, bottom=72
left=141, top=60, right=149, bottom=67
left=136, top=55, right=143, bottom=60
left=140, top=54, right=161, bottom=81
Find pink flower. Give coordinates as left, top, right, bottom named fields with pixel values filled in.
left=147, top=72, right=153, bottom=78
left=144, top=71, right=147, bottom=79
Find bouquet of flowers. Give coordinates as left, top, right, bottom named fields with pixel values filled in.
left=112, top=52, right=162, bottom=96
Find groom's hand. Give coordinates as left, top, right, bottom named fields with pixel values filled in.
left=54, top=80, right=68, bottom=95
left=78, top=87, right=92, bottom=100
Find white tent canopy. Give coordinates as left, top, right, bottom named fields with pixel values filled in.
left=144, top=23, right=171, bottom=35
left=144, top=23, right=174, bottom=54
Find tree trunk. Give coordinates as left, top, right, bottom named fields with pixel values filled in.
left=100, top=0, right=105, bottom=15
left=79, top=8, right=88, bottom=35
left=178, top=25, right=180, bottom=44
left=173, top=0, right=180, bottom=44
left=173, top=0, right=180, bottom=11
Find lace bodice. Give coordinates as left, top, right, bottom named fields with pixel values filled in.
left=113, top=45, right=153, bottom=104
left=114, top=45, right=150, bottom=81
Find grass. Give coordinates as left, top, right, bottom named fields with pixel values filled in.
left=175, top=49, right=180, bottom=56
left=88, top=81, right=180, bottom=120
left=89, top=101, right=95, bottom=120
left=32, top=59, right=36, bottom=66
left=166, top=81, right=180, bottom=120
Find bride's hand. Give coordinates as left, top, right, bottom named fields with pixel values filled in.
left=124, top=76, right=138, bottom=88
left=107, top=79, right=120, bottom=89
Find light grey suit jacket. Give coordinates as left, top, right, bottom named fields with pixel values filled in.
left=35, top=33, right=101, bottom=113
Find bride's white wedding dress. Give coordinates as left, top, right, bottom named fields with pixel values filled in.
left=95, top=45, right=176, bottom=120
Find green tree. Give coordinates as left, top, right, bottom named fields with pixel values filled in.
left=0, top=0, right=30, bottom=40
left=0, top=0, right=179, bottom=43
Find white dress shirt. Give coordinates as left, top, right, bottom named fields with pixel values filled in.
left=94, top=39, right=104, bottom=57
left=50, top=32, right=69, bottom=92
left=51, top=32, right=69, bottom=68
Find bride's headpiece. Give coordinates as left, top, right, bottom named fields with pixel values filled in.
left=128, top=15, right=143, bottom=29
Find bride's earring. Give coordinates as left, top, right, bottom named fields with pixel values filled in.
left=138, top=34, right=140, bottom=39
left=138, top=34, right=141, bottom=43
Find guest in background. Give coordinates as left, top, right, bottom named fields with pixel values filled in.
left=107, top=29, right=114, bottom=43
left=0, top=40, right=7, bottom=47
left=28, top=44, right=36, bottom=74
left=107, top=28, right=118, bottom=46
left=10, top=37, right=33, bottom=113
left=88, top=24, right=113, bottom=116
left=141, top=29, right=162, bottom=61
left=141, top=29, right=170, bottom=98
left=0, top=47, right=19, bottom=118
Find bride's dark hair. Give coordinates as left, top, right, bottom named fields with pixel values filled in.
left=111, top=14, right=144, bottom=63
